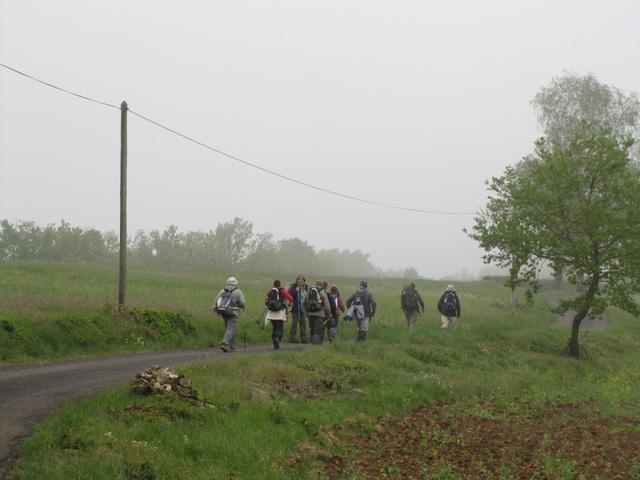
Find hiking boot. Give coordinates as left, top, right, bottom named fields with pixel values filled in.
left=220, top=343, right=230, bottom=352
left=273, top=337, right=280, bottom=350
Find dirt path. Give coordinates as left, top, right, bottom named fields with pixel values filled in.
left=0, top=344, right=305, bottom=477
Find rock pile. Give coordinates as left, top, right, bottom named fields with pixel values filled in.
left=131, top=366, right=203, bottom=404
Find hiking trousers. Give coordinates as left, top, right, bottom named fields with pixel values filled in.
left=308, top=315, right=325, bottom=345
left=271, top=320, right=284, bottom=341
left=289, top=310, right=308, bottom=342
left=356, top=316, right=369, bottom=333
left=222, top=315, right=238, bottom=346
left=327, top=315, right=339, bottom=340
left=404, top=310, right=418, bottom=331
left=440, top=315, right=457, bottom=329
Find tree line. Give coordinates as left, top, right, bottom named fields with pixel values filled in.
left=0, top=217, right=417, bottom=278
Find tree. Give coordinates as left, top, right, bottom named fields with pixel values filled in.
left=243, top=233, right=278, bottom=273
left=532, top=72, right=640, bottom=151
left=214, top=217, right=254, bottom=267
left=532, top=73, right=640, bottom=287
left=275, top=238, right=319, bottom=274
left=465, top=179, right=540, bottom=315
left=470, top=127, right=640, bottom=357
left=402, top=267, right=419, bottom=279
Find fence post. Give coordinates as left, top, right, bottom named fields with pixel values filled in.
left=118, top=101, right=128, bottom=309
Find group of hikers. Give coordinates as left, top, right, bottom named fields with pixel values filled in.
left=213, top=276, right=461, bottom=352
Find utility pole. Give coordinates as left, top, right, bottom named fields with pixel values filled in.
left=118, top=101, right=128, bottom=309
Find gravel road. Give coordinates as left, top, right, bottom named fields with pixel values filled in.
left=0, top=344, right=305, bottom=478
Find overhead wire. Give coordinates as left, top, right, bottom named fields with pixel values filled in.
left=1, top=62, right=476, bottom=215
left=0, top=62, right=120, bottom=110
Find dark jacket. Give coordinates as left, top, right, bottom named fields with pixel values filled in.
left=328, top=293, right=345, bottom=318
left=265, top=287, right=294, bottom=310
left=401, top=286, right=425, bottom=312
left=437, top=291, right=461, bottom=317
left=346, top=288, right=376, bottom=316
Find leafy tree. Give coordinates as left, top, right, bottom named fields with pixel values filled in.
left=532, top=73, right=640, bottom=286
left=275, top=238, right=319, bottom=275
left=465, top=168, right=540, bottom=314
left=214, top=217, right=254, bottom=267
left=470, top=127, right=640, bottom=357
left=532, top=72, right=640, bottom=150
left=402, top=267, right=419, bottom=279
left=243, top=233, right=278, bottom=273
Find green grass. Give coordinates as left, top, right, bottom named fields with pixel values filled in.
left=0, top=260, right=294, bottom=363
left=5, top=260, right=640, bottom=479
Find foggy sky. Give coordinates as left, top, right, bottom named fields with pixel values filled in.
left=1, top=1, right=639, bottom=278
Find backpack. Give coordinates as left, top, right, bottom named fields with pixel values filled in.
left=306, top=287, right=323, bottom=312
left=401, top=287, right=419, bottom=311
left=353, top=295, right=363, bottom=307
left=442, top=292, right=457, bottom=317
left=266, top=287, right=284, bottom=312
left=215, top=289, right=235, bottom=316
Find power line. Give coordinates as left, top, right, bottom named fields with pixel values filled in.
left=1, top=62, right=476, bottom=215
left=0, top=63, right=120, bottom=110
left=128, top=110, right=475, bottom=215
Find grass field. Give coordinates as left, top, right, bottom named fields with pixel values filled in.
left=4, top=260, right=640, bottom=479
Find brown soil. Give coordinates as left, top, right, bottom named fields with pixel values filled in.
left=318, top=402, right=640, bottom=479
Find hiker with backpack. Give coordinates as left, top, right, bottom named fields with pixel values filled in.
left=346, top=280, right=376, bottom=342
left=401, top=283, right=425, bottom=331
left=303, top=280, right=331, bottom=345
left=288, top=275, right=309, bottom=343
left=437, top=284, right=461, bottom=329
left=327, top=285, right=345, bottom=341
left=213, top=277, right=246, bottom=352
left=264, top=280, right=294, bottom=350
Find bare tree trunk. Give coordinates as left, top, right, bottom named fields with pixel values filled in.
left=569, top=311, right=586, bottom=358
left=568, top=275, right=599, bottom=358
left=510, top=288, right=517, bottom=316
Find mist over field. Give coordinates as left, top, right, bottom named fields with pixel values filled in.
left=1, top=0, right=639, bottom=278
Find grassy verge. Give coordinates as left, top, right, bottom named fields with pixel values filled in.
left=8, top=263, right=640, bottom=478
left=0, top=260, right=285, bottom=363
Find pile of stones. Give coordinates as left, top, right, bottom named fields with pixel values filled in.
left=131, top=366, right=203, bottom=404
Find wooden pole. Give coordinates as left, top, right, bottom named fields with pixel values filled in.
left=118, top=101, right=128, bottom=309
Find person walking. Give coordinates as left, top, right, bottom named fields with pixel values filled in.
left=437, top=284, right=461, bottom=329
left=304, top=280, right=331, bottom=345
left=213, top=277, right=246, bottom=352
left=327, top=285, right=345, bottom=341
left=346, top=280, right=376, bottom=342
left=288, top=275, right=309, bottom=343
left=401, top=283, right=425, bottom=331
left=265, top=280, right=294, bottom=350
